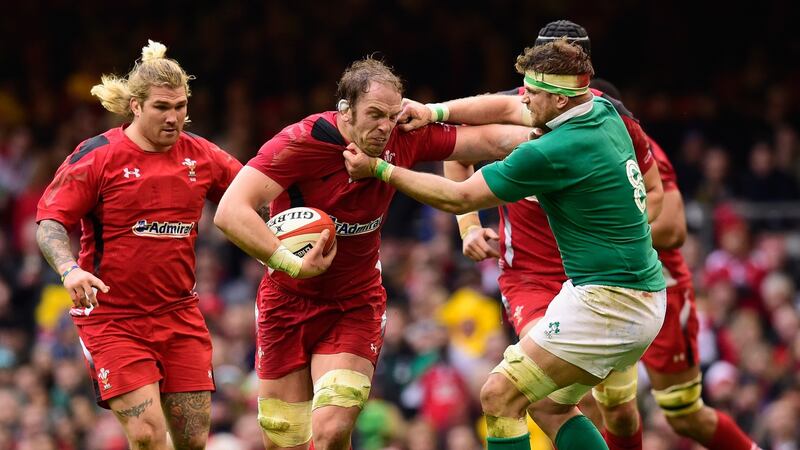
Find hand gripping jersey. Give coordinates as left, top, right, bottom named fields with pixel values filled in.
left=498, top=88, right=657, bottom=284
left=248, top=111, right=456, bottom=300
left=36, top=126, right=242, bottom=321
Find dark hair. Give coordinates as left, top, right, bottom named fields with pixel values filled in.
left=336, top=56, right=404, bottom=109
left=515, top=39, right=594, bottom=78
left=535, top=20, right=591, bottom=55
left=590, top=78, right=622, bottom=99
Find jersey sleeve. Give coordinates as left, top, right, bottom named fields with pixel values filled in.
left=649, top=137, right=679, bottom=191
left=36, top=144, right=103, bottom=231
left=479, top=142, right=562, bottom=202
left=620, top=115, right=655, bottom=173
left=407, top=122, right=458, bottom=163
left=206, top=142, right=243, bottom=203
left=246, top=135, right=304, bottom=189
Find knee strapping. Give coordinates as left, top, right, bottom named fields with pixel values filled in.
left=651, top=373, right=704, bottom=417
left=491, top=343, right=558, bottom=403
left=549, top=383, right=593, bottom=405
left=485, top=415, right=528, bottom=439
left=312, top=369, right=371, bottom=410
left=593, top=364, right=638, bottom=407
left=257, top=397, right=312, bottom=448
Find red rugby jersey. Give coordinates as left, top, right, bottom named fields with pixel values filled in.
left=36, top=126, right=242, bottom=321
left=248, top=111, right=456, bottom=299
left=498, top=88, right=656, bottom=283
left=650, top=138, right=692, bottom=288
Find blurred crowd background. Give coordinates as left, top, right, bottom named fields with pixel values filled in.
left=2, top=1, right=800, bottom=449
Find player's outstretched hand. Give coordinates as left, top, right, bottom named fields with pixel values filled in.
left=463, top=227, right=501, bottom=261
left=343, top=143, right=377, bottom=180
left=297, top=229, right=337, bottom=279
left=397, top=98, right=432, bottom=132
left=63, top=268, right=109, bottom=308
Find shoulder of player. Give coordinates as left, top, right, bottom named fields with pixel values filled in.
left=265, top=112, right=344, bottom=150
left=506, top=138, right=553, bottom=162
left=179, top=129, right=224, bottom=153
left=592, top=92, right=637, bottom=122
left=67, top=128, right=123, bottom=165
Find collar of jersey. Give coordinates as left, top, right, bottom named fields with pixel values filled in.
left=545, top=94, right=595, bottom=130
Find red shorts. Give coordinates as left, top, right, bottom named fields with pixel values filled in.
left=256, top=277, right=386, bottom=380
left=75, top=306, right=215, bottom=408
left=498, top=276, right=564, bottom=336
left=641, top=284, right=699, bottom=373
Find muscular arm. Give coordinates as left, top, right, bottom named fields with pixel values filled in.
left=213, top=166, right=285, bottom=263
left=448, top=124, right=531, bottom=163
left=444, top=161, right=502, bottom=261
left=399, top=95, right=530, bottom=132
left=36, top=219, right=108, bottom=307
left=214, top=166, right=334, bottom=278
left=357, top=154, right=504, bottom=214
left=650, top=189, right=686, bottom=250
left=395, top=168, right=502, bottom=214
left=444, top=95, right=530, bottom=126
left=444, top=160, right=481, bottom=229
left=36, top=219, right=77, bottom=274
left=643, top=164, right=664, bottom=223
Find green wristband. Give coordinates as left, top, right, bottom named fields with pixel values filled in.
left=374, top=159, right=395, bottom=182
left=426, top=103, right=449, bottom=122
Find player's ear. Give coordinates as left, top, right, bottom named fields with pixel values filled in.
left=555, top=94, right=570, bottom=109
left=337, top=99, right=351, bottom=121
left=130, top=97, right=142, bottom=118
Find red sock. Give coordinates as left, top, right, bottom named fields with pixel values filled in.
left=705, top=411, right=758, bottom=450
left=602, top=422, right=642, bottom=450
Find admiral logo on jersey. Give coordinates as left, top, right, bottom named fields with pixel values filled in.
left=132, top=220, right=195, bottom=238
left=330, top=215, right=382, bottom=236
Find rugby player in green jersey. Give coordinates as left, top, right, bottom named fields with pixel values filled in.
left=343, top=40, right=666, bottom=450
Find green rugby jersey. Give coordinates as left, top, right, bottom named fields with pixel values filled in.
left=481, top=96, right=665, bottom=291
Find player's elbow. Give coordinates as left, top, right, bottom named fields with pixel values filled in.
left=667, top=225, right=687, bottom=249
left=443, top=191, right=480, bottom=215
left=213, top=202, right=233, bottom=233
left=653, top=224, right=686, bottom=250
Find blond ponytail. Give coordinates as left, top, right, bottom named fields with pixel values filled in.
left=90, top=75, right=133, bottom=118
left=141, top=40, right=167, bottom=62
left=90, top=40, right=193, bottom=118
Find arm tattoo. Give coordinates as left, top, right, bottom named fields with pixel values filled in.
left=36, top=219, right=76, bottom=272
left=162, top=391, right=211, bottom=445
left=257, top=204, right=271, bottom=223
left=114, top=398, right=153, bottom=419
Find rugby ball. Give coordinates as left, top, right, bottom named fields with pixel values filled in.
left=267, top=207, right=336, bottom=257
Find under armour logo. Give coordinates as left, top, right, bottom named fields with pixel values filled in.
left=370, top=343, right=378, bottom=354
left=123, top=168, right=141, bottom=178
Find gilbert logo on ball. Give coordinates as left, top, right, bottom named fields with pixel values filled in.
left=267, top=207, right=336, bottom=257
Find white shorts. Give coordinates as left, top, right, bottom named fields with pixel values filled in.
left=528, top=280, right=666, bottom=379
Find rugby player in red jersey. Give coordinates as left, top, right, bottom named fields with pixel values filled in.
left=398, top=20, right=759, bottom=450
left=213, top=57, right=532, bottom=450
left=35, top=41, right=246, bottom=450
